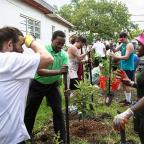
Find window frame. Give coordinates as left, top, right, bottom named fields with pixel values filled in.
left=20, top=14, right=41, bottom=39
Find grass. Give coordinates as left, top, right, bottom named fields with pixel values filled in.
left=34, top=97, right=52, bottom=132
left=34, top=84, right=65, bottom=132
left=33, top=87, right=140, bottom=144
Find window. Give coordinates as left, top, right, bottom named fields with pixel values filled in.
left=20, top=15, right=41, bottom=39
left=52, top=25, right=55, bottom=35
left=64, top=30, right=67, bottom=34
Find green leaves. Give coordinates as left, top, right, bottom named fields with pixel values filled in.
left=71, top=79, right=101, bottom=117
left=58, top=0, right=135, bottom=43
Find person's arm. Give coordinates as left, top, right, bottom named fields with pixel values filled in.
left=113, top=97, right=144, bottom=131
left=103, top=44, right=106, bottom=57
left=131, top=97, right=144, bottom=112
left=116, top=70, right=137, bottom=88
left=37, top=65, right=68, bottom=76
left=37, top=70, right=61, bottom=76
left=111, top=43, right=133, bottom=60
left=112, top=43, right=122, bottom=52
left=25, top=35, right=54, bottom=69
left=71, top=47, right=88, bottom=61
left=38, top=52, right=69, bottom=76
left=120, top=78, right=137, bottom=88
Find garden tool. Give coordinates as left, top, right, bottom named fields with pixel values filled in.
left=80, top=46, right=84, bottom=81
left=87, top=45, right=94, bottom=102
left=120, top=128, right=126, bottom=144
left=63, top=69, right=70, bottom=144
left=105, top=43, right=114, bottom=106
left=117, top=111, right=127, bottom=144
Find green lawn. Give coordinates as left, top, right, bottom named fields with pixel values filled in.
left=34, top=97, right=52, bottom=132
left=33, top=88, right=140, bottom=144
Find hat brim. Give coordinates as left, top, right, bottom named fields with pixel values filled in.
left=135, top=35, right=144, bottom=46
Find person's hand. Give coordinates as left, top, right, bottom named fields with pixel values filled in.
left=113, top=108, right=133, bottom=131
left=110, top=52, right=116, bottom=58
left=86, top=46, right=93, bottom=53
left=25, top=35, right=35, bottom=48
left=116, top=70, right=134, bottom=86
left=88, top=58, right=92, bottom=63
left=64, top=89, right=71, bottom=97
left=107, top=51, right=115, bottom=58
left=116, top=70, right=128, bottom=79
left=60, top=65, right=68, bottom=74
left=122, top=78, right=134, bottom=86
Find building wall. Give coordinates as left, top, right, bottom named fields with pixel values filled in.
left=0, top=0, right=70, bottom=45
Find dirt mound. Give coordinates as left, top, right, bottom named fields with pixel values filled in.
left=70, top=120, right=112, bottom=142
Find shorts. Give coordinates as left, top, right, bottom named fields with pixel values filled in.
left=70, top=78, right=79, bottom=90
left=124, top=70, right=134, bottom=81
left=134, top=108, right=144, bottom=134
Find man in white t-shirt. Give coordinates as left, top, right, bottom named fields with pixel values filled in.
left=0, top=27, right=53, bottom=144
left=92, top=38, right=106, bottom=58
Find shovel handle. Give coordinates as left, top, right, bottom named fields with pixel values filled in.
left=63, top=73, right=70, bottom=144
left=120, top=128, right=126, bottom=144
left=117, top=111, right=126, bottom=144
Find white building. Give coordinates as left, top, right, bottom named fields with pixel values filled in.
left=0, top=0, right=74, bottom=44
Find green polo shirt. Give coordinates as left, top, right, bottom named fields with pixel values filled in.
left=34, top=44, right=69, bottom=84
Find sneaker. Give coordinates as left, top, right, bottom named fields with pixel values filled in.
left=122, top=101, right=132, bottom=106
left=119, top=99, right=127, bottom=103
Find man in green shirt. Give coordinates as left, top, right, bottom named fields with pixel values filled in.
left=24, top=31, right=68, bottom=143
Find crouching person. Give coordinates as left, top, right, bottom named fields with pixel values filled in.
left=0, top=26, right=53, bottom=144
left=24, top=31, right=69, bottom=143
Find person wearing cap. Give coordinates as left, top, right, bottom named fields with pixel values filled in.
left=113, top=33, right=144, bottom=144
left=0, top=26, right=53, bottom=144
left=24, top=31, right=69, bottom=143
left=109, top=32, right=134, bottom=106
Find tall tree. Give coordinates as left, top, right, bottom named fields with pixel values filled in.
left=58, top=0, right=135, bottom=43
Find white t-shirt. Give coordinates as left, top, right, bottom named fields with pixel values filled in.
left=0, top=52, right=40, bottom=144
left=92, top=41, right=106, bottom=57
left=68, top=44, right=80, bottom=79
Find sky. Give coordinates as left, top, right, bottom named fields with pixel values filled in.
left=45, top=0, right=144, bottom=29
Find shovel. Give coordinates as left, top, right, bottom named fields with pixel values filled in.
left=88, top=49, right=93, bottom=102
left=117, top=111, right=126, bottom=144
left=105, top=43, right=115, bottom=106
left=120, top=128, right=126, bottom=144
left=63, top=69, right=70, bottom=144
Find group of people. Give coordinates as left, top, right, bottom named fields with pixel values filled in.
left=1, top=25, right=144, bottom=144
left=0, top=26, right=92, bottom=144
left=76, top=32, right=144, bottom=143
left=111, top=33, right=144, bottom=144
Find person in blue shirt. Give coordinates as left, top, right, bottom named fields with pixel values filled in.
left=113, top=33, right=144, bottom=144
left=109, top=32, right=134, bottom=106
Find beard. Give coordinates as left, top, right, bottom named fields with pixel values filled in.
left=13, top=44, right=23, bottom=53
